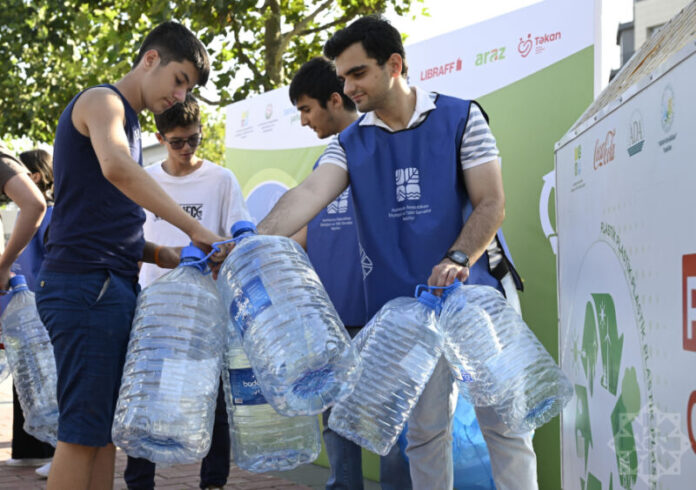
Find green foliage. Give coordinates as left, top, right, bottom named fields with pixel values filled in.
left=0, top=0, right=423, bottom=144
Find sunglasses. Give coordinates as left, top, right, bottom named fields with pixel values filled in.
left=162, top=133, right=202, bottom=150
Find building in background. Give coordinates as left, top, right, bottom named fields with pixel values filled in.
left=612, top=0, right=692, bottom=78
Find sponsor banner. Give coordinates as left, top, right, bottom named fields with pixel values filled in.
left=225, top=1, right=596, bottom=485
left=225, top=85, right=322, bottom=151
left=556, top=45, right=696, bottom=489
left=406, top=0, right=593, bottom=99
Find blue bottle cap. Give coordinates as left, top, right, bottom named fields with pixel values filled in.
left=417, top=290, right=442, bottom=313
left=180, top=244, right=206, bottom=263
left=230, top=220, right=257, bottom=238
left=9, top=275, right=27, bottom=289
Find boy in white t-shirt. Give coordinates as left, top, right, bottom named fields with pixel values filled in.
left=125, top=94, right=249, bottom=490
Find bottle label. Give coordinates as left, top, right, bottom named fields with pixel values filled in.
left=229, top=276, right=272, bottom=337
left=454, top=368, right=475, bottom=383
left=229, top=368, right=267, bottom=405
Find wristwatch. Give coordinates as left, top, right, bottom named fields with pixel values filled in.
left=445, top=250, right=470, bottom=268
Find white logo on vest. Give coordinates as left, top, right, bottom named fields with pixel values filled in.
left=395, top=168, right=421, bottom=202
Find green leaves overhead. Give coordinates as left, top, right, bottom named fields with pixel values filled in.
left=0, top=0, right=422, bottom=143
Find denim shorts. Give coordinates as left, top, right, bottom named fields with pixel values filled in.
left=36, top=269, right=139, bottom=447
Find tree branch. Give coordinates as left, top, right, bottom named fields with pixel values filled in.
left=195, top=93, right=222, bottom=106
left=281, top=0, right=333, bottom=44
left=296, top=12, right=354, bottom=36
left=229, top=12, right=264, bottom=82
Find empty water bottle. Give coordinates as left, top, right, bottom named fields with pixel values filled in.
left=328, top=289, right=443, bottom=456
left=223, top=326, right=320, bottom=472
left=217, top=221, right=360, bottom=416
left=112, top=245, right=226, bottom=464
left=440, top=283, right=573, bottom=432
left=0, top=275, right=58, bottom=446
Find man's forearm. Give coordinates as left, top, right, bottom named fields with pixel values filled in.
left=105, top=158, right=201, bottom=237
left=448, top=198, right=504, bottom=265
left=257, top=188, right=313, bottom=237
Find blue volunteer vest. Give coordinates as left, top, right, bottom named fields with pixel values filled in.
left=43, top=84, right=145, bottom=278
left=306, top=161, right=367, bottom=327
left=339, top=94, right=518, bottom=318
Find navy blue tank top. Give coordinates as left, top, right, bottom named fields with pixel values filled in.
left=43, top=84, right=145, bottom=278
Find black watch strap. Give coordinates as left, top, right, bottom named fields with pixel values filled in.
left=445, top=249, right=470, bottom=268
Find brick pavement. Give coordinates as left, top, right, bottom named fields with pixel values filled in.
left=0, top=376, right=313, bottom=489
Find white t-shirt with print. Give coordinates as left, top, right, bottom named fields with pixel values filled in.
left=140, top=159, right=250, bottom=287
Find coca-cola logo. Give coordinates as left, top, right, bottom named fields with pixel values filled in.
left=594, top=129, right=616, bottom=170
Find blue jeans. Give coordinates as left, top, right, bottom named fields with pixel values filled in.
left=124, top=380, right=230, bottom=489
left=322, top=410, right=411, bottom=490
left=36, top=269, right=138, bottom=446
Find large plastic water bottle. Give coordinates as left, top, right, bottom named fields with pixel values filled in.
left=440, top=283, right=573, bottom=432
left=0, top=349, right=10, bottom=384
left=217, top=221, right=360, bottom=416
left=0, top=275, right=58, bottom=446
left=112, top=245, right=226, bottom=464
left=223, top=326, right=320, bottom=472
left=328, top=289, right=443, bottom=456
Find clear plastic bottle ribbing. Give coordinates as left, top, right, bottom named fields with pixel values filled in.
left=112, top=246, right=226, bottom=464
left=217, top=221, right=361, bottom=417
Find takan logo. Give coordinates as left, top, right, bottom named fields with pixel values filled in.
left=518, top=34, right=533, bottom=57
left=395, top=168, right=421, bottom=202
left=627, top=110, right=645, bottom=157
left=518, top=31, right=562, bottom=57
left=661, top=85, right=675, bottom=132
left=593, top=129, right=616, bottom=170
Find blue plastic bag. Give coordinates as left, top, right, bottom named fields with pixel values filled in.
left=453, top=395, right=496, bottom=490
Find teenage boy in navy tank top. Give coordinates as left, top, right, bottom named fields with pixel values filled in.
left=36, top=21, right=226, bottom=489
left=256, top=16, right=537, bottom=490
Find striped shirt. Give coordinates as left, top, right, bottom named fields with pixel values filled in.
left=317, top=86, right=500, bottom=171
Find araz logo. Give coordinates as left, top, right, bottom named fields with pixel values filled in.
left=627, top=110, right=645, bottom=157
left=682, top=254, right=696, bottom=351
left=593, top=130, right=616, bottom=170
left=327, top=189, right=349, bottom=214
left=475, top=47, right=506, bottom=66
left=395, top=168, right=420, bottom=202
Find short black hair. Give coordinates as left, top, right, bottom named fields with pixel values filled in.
left=155, top=93, right=201, bottom=134
left=19, top=149, right=53, bottom=203
left=133, top=21, right=210, bottom=86
left=289, top=57, right=356, bottom=111
left=324, top=15, right=407, bottom=76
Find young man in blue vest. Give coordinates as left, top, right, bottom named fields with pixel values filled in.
left=257, top=16, right=537, bottom=490
left=289, top=57, right=412, bottom=490
left=36, top=21, right=225, bottom=489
